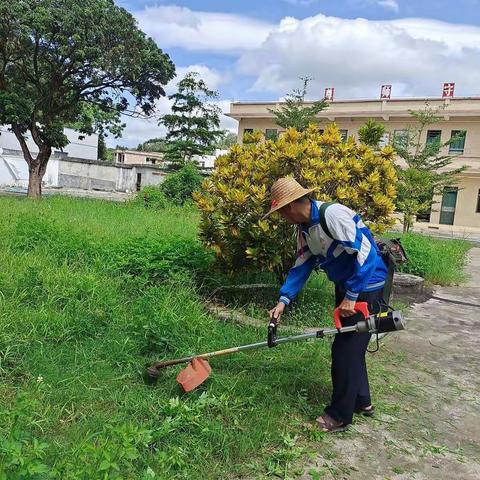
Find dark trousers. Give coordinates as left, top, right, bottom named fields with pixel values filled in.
left=324, top=287, right=385, bottom=425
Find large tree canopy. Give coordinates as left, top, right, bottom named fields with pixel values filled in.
left=0, top=0, right=175, bottom=197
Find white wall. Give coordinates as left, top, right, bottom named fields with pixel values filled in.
left=0, top=151, right=59, bottom=188
left=0, top=125, right=98, bottom=161
left=192, top=149, right=228, bottom=168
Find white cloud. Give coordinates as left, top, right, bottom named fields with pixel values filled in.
left=173, top=65, right=225, bottom=91
left=377, top=0, right=399, bottom=12
left=236, top=14, right=480, bottom=99
left=135, top=5, right=273, bottom=54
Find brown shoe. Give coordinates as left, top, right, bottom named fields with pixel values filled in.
left=316, top=414, right=349, bottom=433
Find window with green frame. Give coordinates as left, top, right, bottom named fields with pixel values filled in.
left=426, top=130, right=441, bottom=145
left=339, top=129, right=348, bottom=142
left=265, top=128, right=278, bottom=141
left=476, top=189, right=480, bottom=213
left=449, top=130, right=466, bottom=154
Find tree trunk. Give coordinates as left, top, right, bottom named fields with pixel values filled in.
left=27, top=165, right=43, bottom=198
left=12, top=124, right=52, bottom=199
left=27, top=148, right=51, bottom=199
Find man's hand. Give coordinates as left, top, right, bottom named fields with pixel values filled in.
left=338, top=298, right=357, bottom=317
left=269, top=302, right=286, bottom=323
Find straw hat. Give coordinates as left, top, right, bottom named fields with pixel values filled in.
left=263, top=177, right=315, bottom=218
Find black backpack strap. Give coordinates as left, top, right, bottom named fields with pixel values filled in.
left=319, top=201, right=335, bottom=239
left=382, top=255, right=395, bottom=304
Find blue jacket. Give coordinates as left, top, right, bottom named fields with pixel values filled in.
left=279, top=200, right=387, bottom=305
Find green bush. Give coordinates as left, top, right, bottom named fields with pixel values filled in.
left=133, top=186, right=168, bottom=210
left=161, top=162, right=203, bottom=205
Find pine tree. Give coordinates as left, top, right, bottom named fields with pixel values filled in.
left=268, top=77, right=328, bottom=132
left=160, top=72, right=224, bottom=168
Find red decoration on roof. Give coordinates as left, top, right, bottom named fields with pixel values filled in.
left=381, top=85, right=392, bottom=99
left=324, top=87, right=334, bottom=101
left=443, top=82, right=455, bottom=98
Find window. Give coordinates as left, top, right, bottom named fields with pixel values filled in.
left=265, top=128, right=278, bottom=141
left=146, top=157, right=157, bottom=165
left=116, top=152, right=125, bottom=163
left=243, top=128, right=253, bottom=135
left=449, top=130, right=466, bottom=154
left=339, top=129, right=348, bottom=142
left=476, top=189, right=480, bottom=213
left=426, top=130, right=441, bottom=145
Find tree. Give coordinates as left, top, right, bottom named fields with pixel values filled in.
left=159, top=72, right=224, bottom=168
left=194, top=124, right=397, bottom=283
left=215, top=131, right=238, bottom=150
left=358, top=119, right=386, bottom=148
left=97, top=133, right=107, bottom=161
left=0, top=0, right=175, bottom=198
left=137, top=137, right=167, bottom=152
left=393, top=105, right=467, bottom=232
left=268, top=77, right=328, bottom=132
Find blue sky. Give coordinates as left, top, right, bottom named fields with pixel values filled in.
left=112, top=0, right=480, bottom=147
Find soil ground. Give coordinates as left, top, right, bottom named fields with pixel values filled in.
left=301, top=248, right=480, bottom=480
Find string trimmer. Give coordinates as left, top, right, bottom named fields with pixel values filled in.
left=145, top=302, right=405, bottom=392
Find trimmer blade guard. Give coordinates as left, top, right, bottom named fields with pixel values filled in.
left=176, top=358, right=212, bottom=392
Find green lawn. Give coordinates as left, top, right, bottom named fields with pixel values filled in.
left=0, top=196, right=471, bottom=479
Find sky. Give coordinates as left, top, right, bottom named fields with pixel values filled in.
left=110, top=0, right=480, bottom=148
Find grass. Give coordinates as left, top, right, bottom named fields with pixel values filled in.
left=0, top=196, right=336, bottom=479
left=386, top=232, right=472, bottom=286
left=0, top=195, right=472, bottom=479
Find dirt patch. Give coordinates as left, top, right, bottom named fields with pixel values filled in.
left=300, top=248, right=480, bottom=480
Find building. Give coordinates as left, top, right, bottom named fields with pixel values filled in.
left=114, top=149, right=164, bottom=166
left=192, top=149, right=229, bottom=169
left=227, top=97, right=480, bottom=229
left=114, top=148, right=227, bottom=169
left=0, top=125, right=99, bottom=189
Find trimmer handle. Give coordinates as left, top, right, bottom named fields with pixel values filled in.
left=268, top=315, right=279, bottom=348
left=333, top=301, right=369, bottom=329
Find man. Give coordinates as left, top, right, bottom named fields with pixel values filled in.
left=266, top=177, right=388, bottom=433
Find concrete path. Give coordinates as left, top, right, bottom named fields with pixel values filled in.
left=302, top=248, right=480, bottom=480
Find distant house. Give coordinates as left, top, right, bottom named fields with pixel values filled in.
left=192, top=149, right=229, bottom=169
left=113, top=148, right=226, bottom=169
left=114, top=149, right=164, bottom=165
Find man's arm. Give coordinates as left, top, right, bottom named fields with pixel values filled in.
left=278, top=246, right=317, bottom=306
left=270, top=245, right=316, bottom=322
